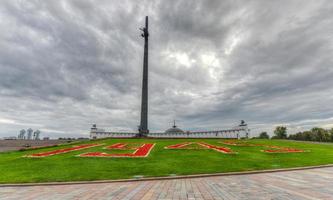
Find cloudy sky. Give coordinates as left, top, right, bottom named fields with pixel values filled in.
left=0, top=0, right=332, bottom=138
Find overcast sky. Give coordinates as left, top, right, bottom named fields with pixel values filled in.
left=0, top=0, right=333, bottom=138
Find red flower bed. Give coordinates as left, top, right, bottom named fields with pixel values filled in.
left=105, top=143, right=140, bottom=150
left=264, top=149, right=305, bottom=153
left=221, top=140, right=238, bottom=145
left=164, top=142, right=193, bottom=149
left=165, top=142, right=235, bottom=154
left=263, top=147, right=305, bottom=153
left=25, top=143, right=102, bottom=157
left=221, top=141, right=305, bottom=153
left=198, top=142, right=234, bottom=153
left=79, top=143, right=155, bottom=158
left=105, top=143, right=128, bottom=149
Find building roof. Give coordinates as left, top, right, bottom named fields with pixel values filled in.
left=165, top=127, right=184, bottom=133
left=165, top=121, right=184, bottom=133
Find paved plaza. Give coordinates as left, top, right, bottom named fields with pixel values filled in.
left=0, top=140, right=73, bottom=152
left=1, top=167, right=333, bottom=200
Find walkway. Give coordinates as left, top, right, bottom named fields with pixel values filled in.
left=1, top=167, right=333, bottom=200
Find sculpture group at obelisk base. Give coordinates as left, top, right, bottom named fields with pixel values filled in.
left=138, top=16, right=149, bottom=137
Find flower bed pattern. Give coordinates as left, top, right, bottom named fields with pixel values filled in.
left=25, top=143, right=102, bottom=157
left=221, top=141, right=305, bottom=153
left=164, top=142, right=200, bottom=149
left=79, top=143, right=155, bottom=158
left=263, top=148, right=305, bottom=153
left=198, top=142, right=234, bottom=153
left=105, top=143, right=128, bottom=149
left=105, top=143, right=140, bottom=150
left=165, top=142, right=235, bottom=154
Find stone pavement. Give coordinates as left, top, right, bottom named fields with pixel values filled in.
left=1, top=167, right=333, bottom=200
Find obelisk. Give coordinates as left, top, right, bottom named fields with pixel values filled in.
left=139, top=16, right=149, bottom=137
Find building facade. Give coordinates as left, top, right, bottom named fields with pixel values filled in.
left=90, top=122, right=249, bottom=139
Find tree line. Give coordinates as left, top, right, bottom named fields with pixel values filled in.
left=256, top=126, right=333, bottom=142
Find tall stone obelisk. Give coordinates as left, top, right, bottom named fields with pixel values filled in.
left=139, top=16, right=149, bottom=137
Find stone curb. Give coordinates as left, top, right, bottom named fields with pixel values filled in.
left=1, top=164, right=333, bottom=187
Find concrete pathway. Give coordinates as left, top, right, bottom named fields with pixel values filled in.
left=1, top=167, right=333, bottom=200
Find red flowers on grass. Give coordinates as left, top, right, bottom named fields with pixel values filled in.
left=23, top=141, right=306, bottom=159
left=263, top=148, right=305, bottom=153
left=79, top=143, right=155, bottom=157
left=165, top=142, right=235, bottom=154
left=198, top=142, right=234, bottom=153
left=105, top=143, right=128, bottom=149
left=221, top=141, right=305, bottom=153
left=164, top=142, right=193, bottom=149
left=105, top=143, right=139, bottom=150
left=25, top=143, right=102, bottom=157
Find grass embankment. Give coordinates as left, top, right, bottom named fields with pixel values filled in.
left=0, top=138, right=332, bottom=183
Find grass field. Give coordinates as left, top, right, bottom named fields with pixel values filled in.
left=1, top=138, right=333, bottom=183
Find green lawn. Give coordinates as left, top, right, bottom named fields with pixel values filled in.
left=1, top=138, right=333, bottom=183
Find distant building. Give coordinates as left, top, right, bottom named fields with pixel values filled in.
left=33, top=130, right=41, bottom=140
left=90, top=121, right=249, bottom=139
left=18, top=129, right=41, bottom=140
left=27, top=128, right=33, bottom=140
left=18, top=129, right=26, bottom=139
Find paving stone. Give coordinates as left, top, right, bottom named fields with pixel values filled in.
left=1, top=167, right=333, bottom=199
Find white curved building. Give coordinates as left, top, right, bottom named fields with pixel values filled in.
left=90, top=121, right=249, bottom=139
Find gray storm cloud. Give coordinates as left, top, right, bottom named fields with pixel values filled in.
left=0, top=0, right=332, bottom=138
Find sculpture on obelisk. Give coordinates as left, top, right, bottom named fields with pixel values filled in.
left=138, top=16, right=149, bottom=137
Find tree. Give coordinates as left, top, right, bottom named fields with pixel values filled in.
left=273, top=126, right=287, bottom=139
left=259, top=132, right=269, bottom=139
left=288, top=127, right=333, bottom=142
left=311, top=127, right=330, bottom=142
